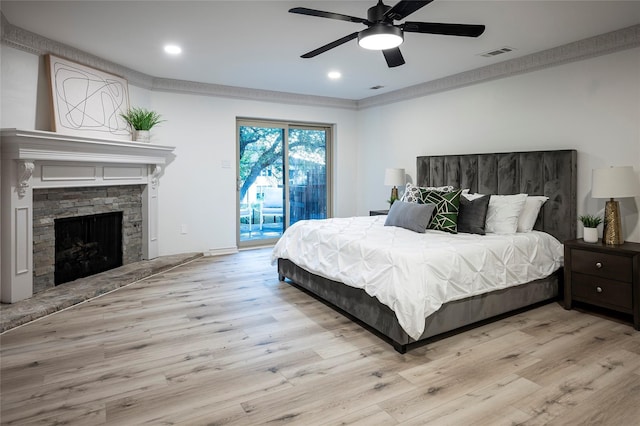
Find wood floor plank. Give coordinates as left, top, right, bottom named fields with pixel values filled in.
left=2, top=248, right=639, bottom=425
left=513, top=349, right=640, bottom=425
left=554, top=371, right=640, bottom=425
left=1, top=401, right=107, bottom=425
left=324, top=404, right=399, bottom=426
left=398, top=374, right=541, bottom=425
left=515, top=318, right=630, bottom=387
left=104, top=364, right=293, bottom=424
left=151, top=402, right=250, bottom=426
left=380, top=331, right=542, bottom=422
left=240, top=360, right=416, bottom=425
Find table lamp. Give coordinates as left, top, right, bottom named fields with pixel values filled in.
left=591, top=166, right=640, bottom=245
left=384, top=168, right=405, bottom=203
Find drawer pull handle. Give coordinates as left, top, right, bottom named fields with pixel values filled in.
left=595, top=262, right=602, bottom=269
left=596, top=286, right=603, bottom=293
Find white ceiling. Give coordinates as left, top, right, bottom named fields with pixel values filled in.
left=2, top=1, right=640, bottom=100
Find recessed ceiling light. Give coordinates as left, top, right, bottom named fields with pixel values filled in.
left=328, top=71, right=341, bottom=80
left=164, top=44, right=182, bottom=55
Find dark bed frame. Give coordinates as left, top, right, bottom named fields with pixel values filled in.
left=277, top=150, right=577, bottom=353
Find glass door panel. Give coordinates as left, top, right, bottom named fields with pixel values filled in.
left=238, top=125, right=284, bottom=245
left=288, top=127, right=327, bottom=225
left=237, top=120, right=331, bottom=247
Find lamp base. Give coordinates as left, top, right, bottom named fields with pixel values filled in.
left=390, top=186, right=398, bottom=201
left=603, top=199, right=624, bottom=245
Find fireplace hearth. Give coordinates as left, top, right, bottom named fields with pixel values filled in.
left=55, top=212, right=123, bottom=285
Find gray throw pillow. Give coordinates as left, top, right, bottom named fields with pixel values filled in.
left=457, top=194, right=491, bottom=235
left=384, top=201, right=436, bottom=233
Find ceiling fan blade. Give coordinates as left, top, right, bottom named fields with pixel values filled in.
left=382, top=47, right=405, bottom=68
left=301, top=32, right=360, bottom=59
left=384, top=0, right=434, bottom=21
left=289, top=7, right=369, bottom=24
left=402, top=22, right=486, bottom=37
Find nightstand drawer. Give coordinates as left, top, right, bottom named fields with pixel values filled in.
left=571, top=272, right=632, bottom=312
left=571, top=249, right=632, bottom=282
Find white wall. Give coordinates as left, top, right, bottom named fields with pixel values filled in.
left=1, top=46, right=39, bottom=128
left=2, top=43, right=639, bottom=249
left=0, top=45, right=359, bottom=256
left=148, top=90, right=358, bottom=255
left=357, top=47, right=640, bottom=243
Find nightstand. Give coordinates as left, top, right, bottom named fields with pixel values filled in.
left=369, top=210, right=389, bottom=216
left=564, top=239, right=640, bottom=330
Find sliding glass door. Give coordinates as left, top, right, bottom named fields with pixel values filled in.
left=237, top=119, right=331, bottom=247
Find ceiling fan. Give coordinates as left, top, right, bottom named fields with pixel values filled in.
left=289, top=0, right=485, bottom=68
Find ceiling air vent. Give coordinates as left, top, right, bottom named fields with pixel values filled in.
left=369, top=85, right=384, bottom=90
left=479, top=46, right=515, bottom=58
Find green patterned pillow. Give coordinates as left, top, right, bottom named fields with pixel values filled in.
left=420, top=189, right=462, bottom=233
left=401, top=183, right=455, bottom=203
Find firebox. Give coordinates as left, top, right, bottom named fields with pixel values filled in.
left=54, top=212, right=123, bottom=285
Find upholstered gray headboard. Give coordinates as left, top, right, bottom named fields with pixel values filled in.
left=417, top=150, right=577, bottom=242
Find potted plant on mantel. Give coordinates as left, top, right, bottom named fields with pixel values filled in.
left=579, top=214, right=602, bottom=243
left=120, top=107, right=164, bottom=142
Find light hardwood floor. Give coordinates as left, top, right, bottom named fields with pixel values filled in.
left=1, top=248, right=639, bottom=425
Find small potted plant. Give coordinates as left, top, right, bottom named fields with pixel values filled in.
left=579, top=214, right=602, bottom=243
left=120, top=107, right=164, bottom=142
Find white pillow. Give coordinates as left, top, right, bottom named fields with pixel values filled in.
left=462, top=190, right=483, bottom=201
left=463, top=193, right=527, bottom=234
left=517, top=196, right=549, bottom=233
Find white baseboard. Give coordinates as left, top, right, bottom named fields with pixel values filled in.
left=239, top=244, right=275, bottom=251
left=204, top=247, right=238, bottom=257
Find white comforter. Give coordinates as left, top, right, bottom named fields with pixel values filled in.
left=271, top=215, right=564, bottom=340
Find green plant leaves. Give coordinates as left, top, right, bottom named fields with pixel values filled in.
left=120, top=107, right=164, bottom=130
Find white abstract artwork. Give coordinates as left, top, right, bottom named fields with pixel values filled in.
left=46, top=55, right=131, bottom=140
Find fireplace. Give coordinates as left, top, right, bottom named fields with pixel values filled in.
left=55, top=212, right=123, bottom=285
left=1, top=129, right=175, bottom=303
left=32, top=185, right=144, bottom=293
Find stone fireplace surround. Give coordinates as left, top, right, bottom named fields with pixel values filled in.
left=1, top=129, right=175, bottom=303
left=32, top=185, right=143, bottom=294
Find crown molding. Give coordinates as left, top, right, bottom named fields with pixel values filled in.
left=151, top=77, right=358, bottom=110
left=357, top=24, right=640, bottom=109
left=1, top=12, right=638, bottom=111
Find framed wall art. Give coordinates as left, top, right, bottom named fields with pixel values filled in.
left=46, top=54, right=131, bottom=140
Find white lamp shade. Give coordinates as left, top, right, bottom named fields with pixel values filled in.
left=592, top=166, right=640, bottom=199
left=384, top=168, right=405, bottom=186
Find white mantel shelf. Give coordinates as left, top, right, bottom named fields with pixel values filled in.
left=1, top=129, right=176, bottom=303
left=1, top=128, right=175, bottom=164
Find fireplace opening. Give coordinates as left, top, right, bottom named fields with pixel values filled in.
left=54, top=212, right=123, bottom=285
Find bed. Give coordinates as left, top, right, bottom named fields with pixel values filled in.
left=274, top=150, right=577, bottom=353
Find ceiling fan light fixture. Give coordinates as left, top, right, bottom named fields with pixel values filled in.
left=358, top=24, right=403, bottom=50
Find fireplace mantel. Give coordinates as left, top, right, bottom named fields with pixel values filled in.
left=1, top=129, right=176, bottom=303
left=1, top=128, right=175, bottom=164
